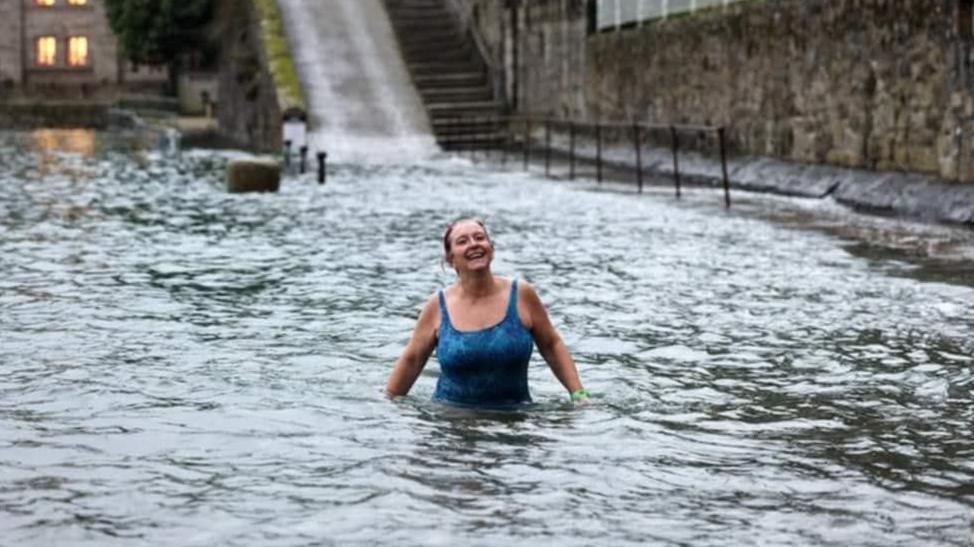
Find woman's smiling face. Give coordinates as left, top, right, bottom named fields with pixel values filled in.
left=445, top=219, right=493, bottom=272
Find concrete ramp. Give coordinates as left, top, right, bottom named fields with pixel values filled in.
left=277, top=0, right=439, bottom=163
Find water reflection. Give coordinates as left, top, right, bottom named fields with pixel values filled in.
left=31, top=128, right=97, bottom=156
left=26, top=129, right=96, bottom=180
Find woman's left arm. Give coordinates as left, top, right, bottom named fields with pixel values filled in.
left=520, top=282, right=585, bottom=395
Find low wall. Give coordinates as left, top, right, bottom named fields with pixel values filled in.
left=465, top=0, right=974, bottom=184
left=0, top=102, right=112, bottom=128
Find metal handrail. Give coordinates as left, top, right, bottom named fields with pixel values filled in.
left=438, top=113, right=732, bottom=207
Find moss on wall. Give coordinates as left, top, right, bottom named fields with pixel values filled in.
left=252, top=0, right=305, bottom=113
left=216, top=0, right=306, bottom=151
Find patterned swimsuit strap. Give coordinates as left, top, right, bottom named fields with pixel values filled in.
left=505, top=278, right=519, bottom=320
left=438, top=289, right=451, bottom=328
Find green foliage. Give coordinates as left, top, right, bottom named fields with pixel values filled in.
left=103, top=0, right=213, bottom=66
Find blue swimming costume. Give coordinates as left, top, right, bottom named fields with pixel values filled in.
left=433, top=279, right=533, bottom=406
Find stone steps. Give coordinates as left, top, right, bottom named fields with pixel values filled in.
left=433, top=117, right=505, bottom=135
left=419, top=86, right=493, bottom=103
left=402, top=47, right=475, bottom=64
left=383, top=0, right=505, bottom=150
left=412, top=71, right=487, bottom=87
left=427, top=100, right=505, bottom=117
left=407, top=59, right=487, bottom=76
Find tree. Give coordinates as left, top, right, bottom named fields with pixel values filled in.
left=103, top=0, right=214, bottom=94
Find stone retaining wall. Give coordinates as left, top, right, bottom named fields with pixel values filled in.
left=214, top=0, right=305, bottom=152
left=0, top=102, right=112, bottom=128
left=464, top=0, right=974, bottom=184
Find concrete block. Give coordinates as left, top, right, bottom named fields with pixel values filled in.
left=226, top=157, right=281, bottom=193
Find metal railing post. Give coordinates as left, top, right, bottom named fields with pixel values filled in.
left=670, top=126, right=681, bottom=198
left=502, top=116, right=510, bottom=166
left=633, top=123, right=643, bottom=193
left=544, top=118, right=551, bottom=177
left=596, top=123, right=603, bottom=183
left=568, top=122, right=576, bottom=180
left=719, top=127, right=731, bottom=208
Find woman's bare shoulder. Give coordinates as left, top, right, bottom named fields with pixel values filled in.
left=415, top=291, right=442, bottom=332
left=515, top=277, right=540, bottom=299
left=420, top=291, right=440, bottom=311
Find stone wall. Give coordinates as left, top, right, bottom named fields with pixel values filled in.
left=214, top=0, right=282, bottom=152
left=0, top=0, right=22, bottom=86
left=0, top=102, right=111, bottom=128
left=214, top=0, right=304, bottom=152
left=463, top=0, right=974, bottom=183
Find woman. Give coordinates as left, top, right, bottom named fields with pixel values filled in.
left=385, top=218, right=589, bottom=406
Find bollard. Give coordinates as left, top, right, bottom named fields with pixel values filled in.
left=317, top=151, right=327, bottom=184
left=299, top=145, right=308, bottom=174
left=670, top=126, right=681, bottom=199
left=596, top=124, right=603, bottom=184
left=523, top=118, right=532, bottom=171
left=569, top=122, right=575, bottom=180
left=719, top=127, right=731, bottom=208
left=227, top=156, right=280, bottom=193
left=633, top=123, right=643, bottom=193
left=283, top=140, right=292, bottom=169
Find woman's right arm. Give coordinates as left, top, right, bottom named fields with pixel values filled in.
left=384, top=294, right=439, bottom=397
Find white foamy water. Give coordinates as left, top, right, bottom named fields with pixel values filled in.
left=277, top=0, right=439, bottom=163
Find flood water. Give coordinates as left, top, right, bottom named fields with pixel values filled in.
left=2, top=130, right=973, bottom=546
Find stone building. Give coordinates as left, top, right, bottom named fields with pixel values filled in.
left=0, top=0, right=166, bottom=100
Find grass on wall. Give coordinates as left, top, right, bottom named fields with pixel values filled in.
left=253, top=0, right=306, bottom=112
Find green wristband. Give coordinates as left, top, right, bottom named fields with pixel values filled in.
left=569, top=388, right=590, bottom=401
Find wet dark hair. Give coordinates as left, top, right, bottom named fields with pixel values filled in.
left=442, top=217, right=491, bottom=268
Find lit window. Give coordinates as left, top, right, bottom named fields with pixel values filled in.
left=36, top=36, right=57, bottom=66
left=67, top=36, right=88, bottom=66
left=35, top=0, right=55, bottom=6
left=68, top=0, right=87, bottom=5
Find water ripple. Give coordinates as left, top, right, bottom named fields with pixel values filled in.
left=1, top=131, right=973, bottom=545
